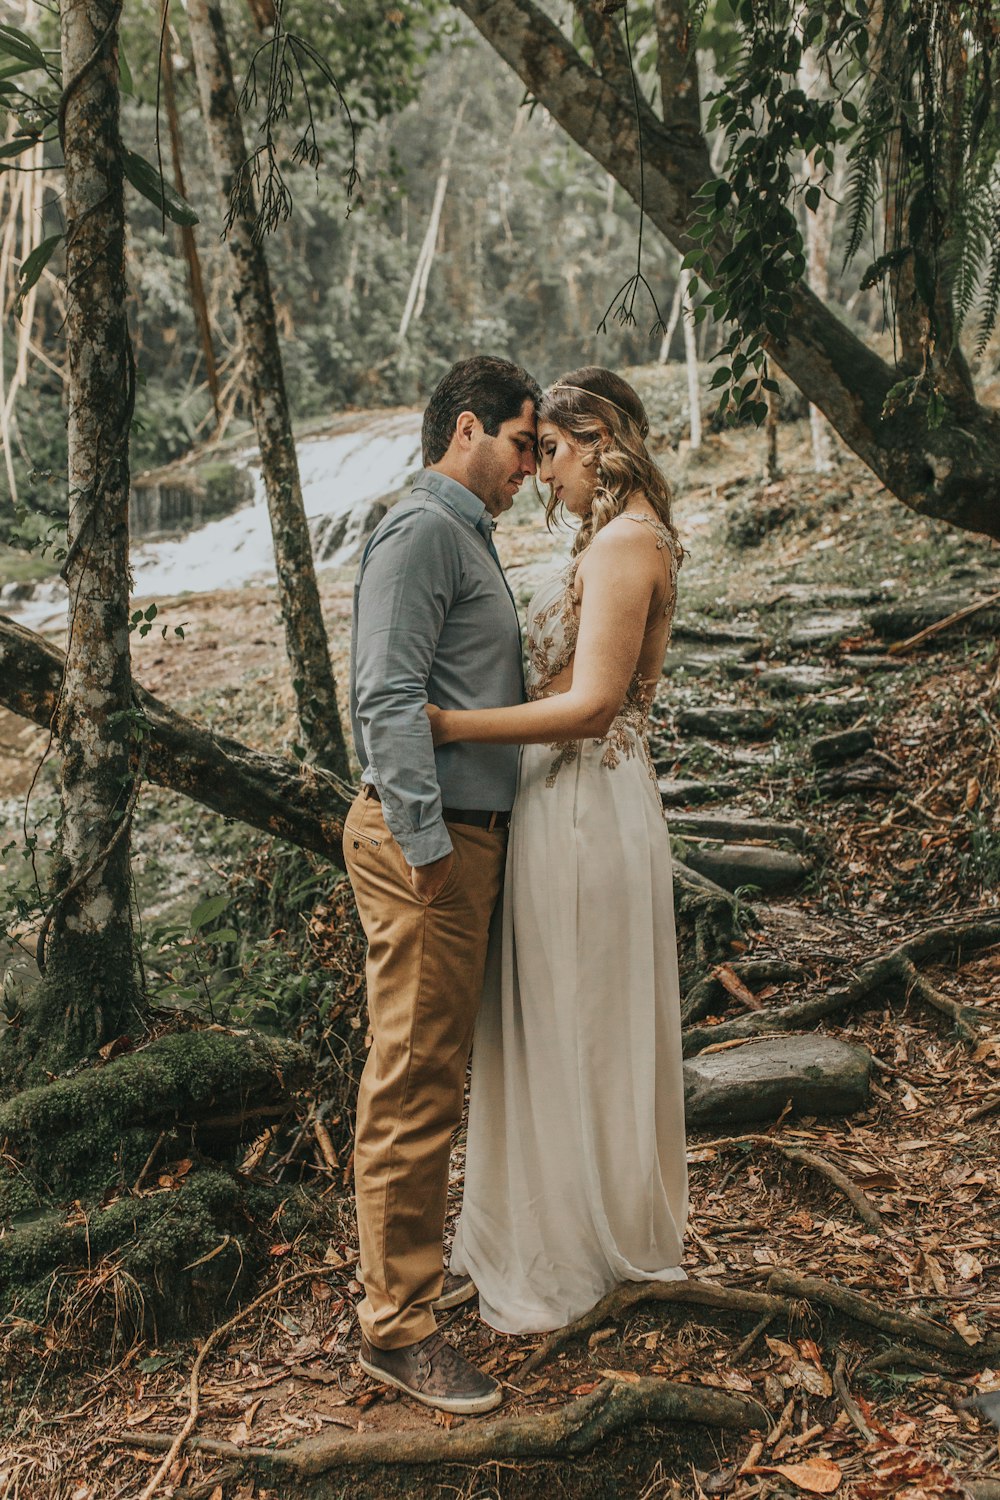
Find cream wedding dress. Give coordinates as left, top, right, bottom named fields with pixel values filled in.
left=451, top=516, right=689, bottom=1334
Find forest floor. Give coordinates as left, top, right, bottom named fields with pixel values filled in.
left=1, top=396, right=999, bottom=1499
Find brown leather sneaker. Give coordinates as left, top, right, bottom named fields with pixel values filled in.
left=431, top=1272, right=477, bottom=1312
left=359, top=1331, right=502, bottom=1414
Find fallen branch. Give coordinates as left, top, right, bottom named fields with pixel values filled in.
left=887, top=590, right=1000, bottom=655
left=765, top=1270, right=1000, bottom=1362
left=124, top=1375, right=764, bottom=1476
left=683, top=918, right=1000, bottom=1054
left=833, top=1351, right=876, bottom=1442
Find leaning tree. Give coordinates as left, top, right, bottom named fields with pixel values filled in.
left=453, top=0, right=1000, bottom=542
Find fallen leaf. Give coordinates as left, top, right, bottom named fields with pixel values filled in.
left=953, top=1250, right=983, bottom=1281
left=600, top=1368, right=641, bottom=1383
left=269, top=1243, right=293, bottom=1257
left=951, top=1311, right=984, bottom=1345
left=966, top=776, right=981, bottom=809
left=765, top=1457, right=842, bottom=1494
left=713, top=963, right=763, bottom=1010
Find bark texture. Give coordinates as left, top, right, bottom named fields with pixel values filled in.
left=186, top=0, right=350, bottom=777
left=38, top=0, right=142, bottom=1065
left=454, top=0, right=1000, bottom=541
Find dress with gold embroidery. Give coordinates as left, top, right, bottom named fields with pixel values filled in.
left=451, top=520, right=689, bottom=1333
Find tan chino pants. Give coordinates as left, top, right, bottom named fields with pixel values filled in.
left=343, top=790, right=507, bottom=1349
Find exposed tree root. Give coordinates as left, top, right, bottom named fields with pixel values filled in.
left=682, top=960, right=805, bottom=1025
left=765, top=1271, right=1000, bottom=1362
left=682, top=918, right=1000, bottom=1054
left=833, top=1351, right=876, bottom=1441
left=514, top=1263, right=999, bottom=1386
left=516, top=1280, right=790, bottom=1381
left=696, top=1133, right=884, bottom=1233
left=125, top=1375, right=763, bottom=1477
left=897, top=956, right=991, bottom=1041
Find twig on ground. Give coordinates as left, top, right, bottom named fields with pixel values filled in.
left=695, top=1134, right=884, bottom=1233
left=833, top=1350, right=876, bottom=1442
left=733, top=1310, right=777, bottom=1362
left=135, top=1267, right=318, bottom=1500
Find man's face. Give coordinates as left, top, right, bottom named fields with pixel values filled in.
left=465, top=399, right=538, bottom=517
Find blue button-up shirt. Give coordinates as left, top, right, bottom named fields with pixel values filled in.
left=349, top=470, right=524, bottom=866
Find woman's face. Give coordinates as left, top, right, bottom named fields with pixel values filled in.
left=537, top=421, right=596, bottom=518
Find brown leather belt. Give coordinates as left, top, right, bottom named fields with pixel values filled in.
left=362, top=781, right=510, bottom=832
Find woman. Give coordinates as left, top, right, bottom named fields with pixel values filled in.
left=428, top=367, right=688, bottom=1333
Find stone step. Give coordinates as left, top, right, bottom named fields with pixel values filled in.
left=664, top=644, right=760, bottom=680
left=680, top=843, right=810, bottom=894
left=676, top=706, right=782, bottom=741
left=785, top=610, right=866, bottom=649
left=683, top=1036, right=872, bottom=1126
left=866, top=593, right=1000, bottom=641
left=657, top=777, right=740, bottom=807
left=672, top=620, right=763, bottom=646
left=810, top=726, right=876, bottom=767
left=732, top=664, right=850, bottom=697
left=665, top=808, right=809, bottom=849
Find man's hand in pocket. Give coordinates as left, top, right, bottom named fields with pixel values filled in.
left=409, top=850, right=454, bottom=903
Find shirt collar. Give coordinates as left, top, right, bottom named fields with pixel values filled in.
left=414, top=469, right=494, bottom=536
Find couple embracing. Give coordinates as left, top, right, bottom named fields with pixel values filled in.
left=344, top=356, right=688, bottom=1414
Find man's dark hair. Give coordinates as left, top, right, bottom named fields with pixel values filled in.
left=422, top=356, right=541, bottom=465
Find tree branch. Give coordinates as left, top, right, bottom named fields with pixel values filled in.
left=0, top=614, right=351, bottom=868
left=454, top=0, right=1000, bottom=540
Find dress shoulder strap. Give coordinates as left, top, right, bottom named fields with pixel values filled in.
left=617, top=514, right=680, bottom=614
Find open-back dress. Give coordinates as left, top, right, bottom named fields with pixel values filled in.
left=450, top=515, right=689, bottom=1333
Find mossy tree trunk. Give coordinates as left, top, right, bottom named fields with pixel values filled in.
left=186, top=0, right=351, bottom=779
left=28, top=0, right=144, bottom=1071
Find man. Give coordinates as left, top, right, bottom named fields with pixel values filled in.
left=344, top=356, right=541, bottom=1414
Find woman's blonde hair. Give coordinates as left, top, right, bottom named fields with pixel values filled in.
left=539, top=366, right=680, bottom=559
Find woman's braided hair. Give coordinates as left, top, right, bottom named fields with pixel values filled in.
left=539, top=366, right=681, bottom=561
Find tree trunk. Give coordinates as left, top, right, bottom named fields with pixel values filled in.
left=161, top=37, right=221, bottom=426
left=186, top=0, right=350, bottom=779
left=799, top=48, right=834, bottom=474
left=454, top=0, right=1000, bottom=542
left=28, top=0, right=144, bottom=1070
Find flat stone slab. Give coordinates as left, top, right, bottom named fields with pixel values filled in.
left=841, top=653, right=909, bottom=674
left=672, top=620, right=763, bottom=646
left=681, top=843, right=810, bottom=894
left=810, top=726, right=876, bottom=767
left=684, top=1036, right=872, bottom=1126
left=677, top=706, right=781, bottom=741
left=867, top=594, right=1000, bottom=641
left=657, top=777, right=740, bottom=807
left=786, top=611, right=866, bottom=649
left=666, top=808, right=809, bottom=849
left=665, top=645, right=760, bottom=680
left=754, top=665, right=849, bottom=697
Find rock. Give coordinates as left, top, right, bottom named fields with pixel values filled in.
left=672, top=620, right=763, bottom=646
left=746, top=664, right=849, bottom=697
left=817, top=753, right=903, bottom=797
left=840, top=653, right=909, bottom=673
left=866, top=594, right=1000, bottom=641
left=666, top=808, right=809, bottom=849
left=680, top=843, right=810, bottom=894
left=810, top=726, right=876, bottom=767
left=677, top=706, right=781, bottom=741
left=657, top=777, right=740, bottom=807
left=786, top=611, right=866, bottom=649
left=683, top=1036, right=872, bottom=1126
left=664, top=645, right=760, bottom=680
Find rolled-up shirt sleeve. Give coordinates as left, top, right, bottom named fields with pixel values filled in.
left=354, top=510, right=459, bottom=867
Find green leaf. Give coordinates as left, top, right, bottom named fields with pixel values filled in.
left=207, top=927, right=239, bottom=943
left=190, top=893, right=229, bottom=932
left=118, top=45, right=133, bottom=97
left=0, top=133, right=39, bottom=160
left=804, top=184, right=821, bottom=212
left=122, top=148, right=199, bottom=227
left=710, top=367, right=732, bottom=388
left=16, top=233, right=62, bottom=300
left=0, top=24, right=46, bottom=71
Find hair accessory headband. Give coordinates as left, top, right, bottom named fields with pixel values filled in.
left=548, top=383, right=644, bottom=429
